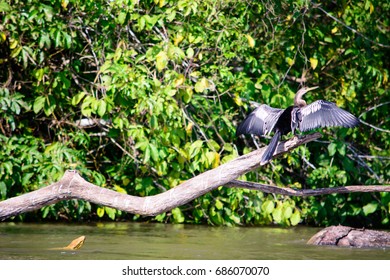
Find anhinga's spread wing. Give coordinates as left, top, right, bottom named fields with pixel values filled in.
left=236, top=104, right=284, bottom=136
left=298, top=100, right=359, bottom=132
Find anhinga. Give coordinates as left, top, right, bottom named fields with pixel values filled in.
left=236, top=86, right=359, bottom=165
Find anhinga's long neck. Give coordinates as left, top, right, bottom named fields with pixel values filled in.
left=293, top=86, right=319, bottom=108
left=294, top=90, right=307, bottom=107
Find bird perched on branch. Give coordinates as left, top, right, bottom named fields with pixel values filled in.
left=236, top=86, right=359, bottom=165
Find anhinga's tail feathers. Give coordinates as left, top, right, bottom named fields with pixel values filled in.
left=260, top=130, right=281, bottom=165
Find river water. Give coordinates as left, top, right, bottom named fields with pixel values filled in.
left=0, top=222, right=389, bottom=260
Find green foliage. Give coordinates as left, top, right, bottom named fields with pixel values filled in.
left=0, top=0, right=389, bottom=226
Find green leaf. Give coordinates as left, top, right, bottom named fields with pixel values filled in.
left=105, top=207, right=116, bottom=220
left=186, top=47, right=194, bottom=59
left=206, top=139, right=221, bottom=151
left=156, top=50, right=168, bottom=72
left=1, top=161, right=13, bottom=175
left=0, top=181, right=7, bottom=199
left=33, top=96, right=45, bottom=114
left=324, top=37, right=333, bottom=43
left=215, top=199, right=223, bottom=210
left=10, top=46, right=22, bottom=58
left=72, top=92, right=86, bottom=106
left=245, top=34, right=255, bottom=48
left=39, top=33, right=51, bottom=49
left=41, top=206, right=50, bottom=219
left=97, top=99, right=107, bottom=117
left=328, top=143, right=337, bottom=156
left=290, top=210, right=301, bottom=226
left=149, top=143, right=159, bottom=162
left=0, top=1, right=11, bottom=12
left=189, top=140, right=203, bottom=158
left=155, top=213, right=166, bottom=222
left=81, top=95, right=96, bottom=117
left=310, top=57, right=318, bottom=70
left=262, top=200, right=274, bottom=214
left=362, top=202, right=378, bottom=216
left=117, top=12, right=127, bottom=25
left=272, top=207, right=282, bottom=223
left=194, top=77, right=209, bottom=93
left=33, top=68, right=45, bottom=81
left=97, top=207, right=105, bottom=218
left=283, top=206, right=293, bottom=219
left=209, top=207, right=224, bottom=225
left=229, top=212, right=241, bottom=224
left=113, top=185, right=127, bottom=194
left=166, top=10, right=176, bottom=22
left=43, top=95, right=56, bottom=116
left=171, top=207, right=185, bottom=223
left=150, top=115, right=158, bottom=130
left=337, top=143, right=346, bottom=156
left=182, top=88, right=192, bottom=103
left=42, top=4, right=53, bottom=22
left=143, top=145, right=151, bottom=164
left=54, top=29, right=61, bottom=47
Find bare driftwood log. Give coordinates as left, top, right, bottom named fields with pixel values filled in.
left=308, top=225, right=390, bottom=248
left=0, top=132, right=389, bottom=220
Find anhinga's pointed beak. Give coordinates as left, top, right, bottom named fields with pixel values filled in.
left=305, top=86, right=319, bottom=92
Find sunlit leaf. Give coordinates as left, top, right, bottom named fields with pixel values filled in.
left=182, top=87, right=192, bottom=103
left=189, top=140, right=203, bottom=158
left=194, top=77, right=209, bottom=93
left=233, top=93, right=243, bottom=106
left=262, top=200, right=274, bottom=214
left=286, top=57, right=294, bottom=66
left=290, top=210, right=301, bottom=226
left=186, top=47, right=194, bottom=59
left=283, top=206, right=293, bottom=219
left=272, top=207, right=282, bottom=223
left=0, top=1, right=11, bottom=12
left=215, top=199, right=223, bottom=210
left=174, top=74, right=185, bottom=87
left=363, top=202, right=378, bottom=216
left=105, top=207, right=116, bottom=220
left=245, top=34, right=255, bottom=48
left=71, top=91, right=86, bottom=106
left=97, top=207, right=105, bottom=218
left=61, top=0, right=69, bottom=9
left=117, top=12, right=127, bottom=25
left=156, top=50, right=168, bottom=72
left=174, top=34, right=184, bottom=46
left=149, top=143, right=159, bottom=162
left=172, top=207, right=185, bottom=223
left=97, top=99, right=106, bottom=117
left=310, top=57, right=318, bottom=70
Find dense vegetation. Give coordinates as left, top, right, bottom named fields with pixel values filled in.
left=0, top=0, right=389, bottom=227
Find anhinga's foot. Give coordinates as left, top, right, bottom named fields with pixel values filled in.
left=292, top=134, right=302, bottom=141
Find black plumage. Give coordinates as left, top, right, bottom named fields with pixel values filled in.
left=236, top=86, right=360, bottom=165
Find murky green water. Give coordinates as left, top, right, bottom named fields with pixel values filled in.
left=0, top=222, right=389, bottom=260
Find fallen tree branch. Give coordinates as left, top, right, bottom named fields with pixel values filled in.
left=226, top=180, right=390, bottom=196
left=0, top=133, right=321, bottom=220
left=2, top=132, right=389, bottom=221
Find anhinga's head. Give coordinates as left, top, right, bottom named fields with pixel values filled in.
left=294, top=86, right=319, bottom=107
